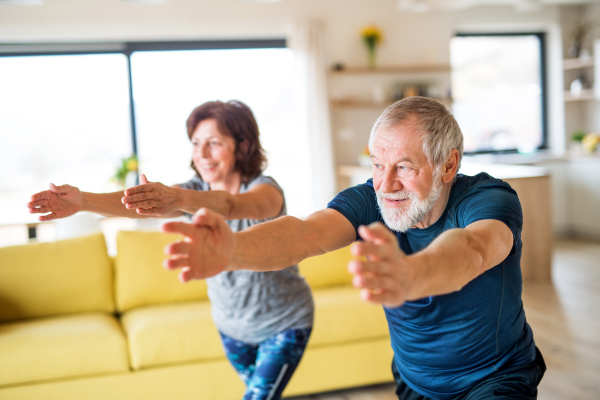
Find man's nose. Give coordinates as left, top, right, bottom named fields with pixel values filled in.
left=380, top=170, right=402, bottom=192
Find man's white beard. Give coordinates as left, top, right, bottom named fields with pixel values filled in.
left=376, top=178, right=443, bottom=233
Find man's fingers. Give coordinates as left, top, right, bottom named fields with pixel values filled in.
left=191, top=208, right=223, bottom=228
left=359, top=288, right=405, bottom=308
left=139, top=174, right=149, bottom=185
left=164, top=240, right=192, bottom=257
left=162, top=221, right=200, bottom=237
left=350, top=241, right=396, bottom=261
left=163, top=255, right=189, bottom=270
left=347, top=259, right=393, bottom=277
left=351, top=273, right=395, bottom=292
left=178, top=267, right=195, bottom=283
left=358, top=222, right=397, bottom=245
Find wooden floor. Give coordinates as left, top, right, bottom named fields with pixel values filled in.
left=288, top=239, right=600, bottom=400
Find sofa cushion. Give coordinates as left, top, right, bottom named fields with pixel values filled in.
left=115, top=231, right=209, bottom=312
left=308, top=286, right=389, bottom=347
left=0, top=233, right=114, bottom=322
left=0, top=312, right=129, bottom=387
left=121, top=301, right=223, bottom=370
left=298, top=246, right=353, bottom=289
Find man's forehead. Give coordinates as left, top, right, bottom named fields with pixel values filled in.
left=372, top=123, right=423, bottom=150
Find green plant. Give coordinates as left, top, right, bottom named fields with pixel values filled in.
left=571, top=130, right=586, bottom=142
left=112, top=155, right=138, bottom=188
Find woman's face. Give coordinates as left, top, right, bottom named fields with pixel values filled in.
left=191, top=118, right=237, bottom=184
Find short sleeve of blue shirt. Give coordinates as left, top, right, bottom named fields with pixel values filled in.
left=327, top=179, right=382, bottom=240
left=454, top=181, right=523, bottom=255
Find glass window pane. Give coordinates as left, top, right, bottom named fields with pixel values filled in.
left=450, top=35, right=543, bottom=153
left=0, top=54, right=133, bottom=225
left=130, top=48, right=312, bottom=217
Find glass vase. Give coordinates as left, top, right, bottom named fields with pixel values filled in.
left=367, top=46, right=377, bottom=69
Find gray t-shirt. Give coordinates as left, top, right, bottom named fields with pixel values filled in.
left=178, top=174, right=314, bottom=344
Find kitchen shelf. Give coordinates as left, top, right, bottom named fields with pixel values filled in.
left=564, top=89, right=596, bottom=102
left=331, top=98, right=452, bottom=109
left=330, top=99, right=394, bottom=109
left=330, top=64, right=451, bottom=74
left=563, top=57, right=594, bottom=71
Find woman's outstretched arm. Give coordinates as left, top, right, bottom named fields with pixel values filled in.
left=123, top=177, right=283, bottom=221
left=27, top=180, right=183, bottom=221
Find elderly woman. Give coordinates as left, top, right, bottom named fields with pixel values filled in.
left=27, top=100, right=314, bottom=400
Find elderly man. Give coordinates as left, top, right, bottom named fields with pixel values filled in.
left=162, top=97, right=545, bottom=400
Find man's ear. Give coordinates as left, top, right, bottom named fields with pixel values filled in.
left=442, top=149, right=460, bottom=184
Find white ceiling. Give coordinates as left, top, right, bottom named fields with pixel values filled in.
left=397, top=0, right=597, bottom=13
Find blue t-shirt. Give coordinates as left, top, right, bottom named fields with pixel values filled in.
left=327, top=173, right=536, bottom=400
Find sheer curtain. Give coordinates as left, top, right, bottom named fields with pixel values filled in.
left=290, top=20, right=337, bottom=212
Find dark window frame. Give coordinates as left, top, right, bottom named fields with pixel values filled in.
left=0, top=39, right=287, bottom=155
left=453, top=32, right=548, bottom=155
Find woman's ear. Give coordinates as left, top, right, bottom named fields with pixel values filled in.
left=237, top=139, right=250, bottom=156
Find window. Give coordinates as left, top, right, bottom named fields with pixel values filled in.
left=450, top=33, right=546, bottom=153
left=0, top=53, right=133, bottom=227
left=0, top=40, right=312, bottom=245
left=130, top=48, right=312, bottom=216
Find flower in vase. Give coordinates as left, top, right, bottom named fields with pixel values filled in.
left=112, top=154, right=139, bottom=189
left=360, top=25, right=384, bottom=68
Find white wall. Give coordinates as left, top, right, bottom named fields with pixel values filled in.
left=0, top=0, right=567, bottom=155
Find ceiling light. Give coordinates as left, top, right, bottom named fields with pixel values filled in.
left=514, top=0, right=543, bottom=13
left=397, top=0, right=430, bottom=13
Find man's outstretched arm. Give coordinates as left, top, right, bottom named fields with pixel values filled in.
left=349, top=219, right=514, bottom=308
left=162, top=207, right=356, bottom=283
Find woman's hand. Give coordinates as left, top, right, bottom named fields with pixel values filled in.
left=27, top=183, right=83, bottom=221
left=122, top=174, right=181, bottom=216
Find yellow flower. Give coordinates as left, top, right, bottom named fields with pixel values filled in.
left=126, top=159, right=138, bottom=171
left=360, top=25, right=383, bottom=44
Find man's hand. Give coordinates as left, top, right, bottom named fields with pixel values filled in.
left=162, top=208, right=234, bottom=283
left=27, top=183, right=82, bottom=221
left=122, top=174, right=181, bottom=216
left=348, top=222, right=420, bottom=308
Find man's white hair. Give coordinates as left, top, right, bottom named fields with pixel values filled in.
left=368, top=97, right=464, bottom=172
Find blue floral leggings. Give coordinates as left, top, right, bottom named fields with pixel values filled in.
left=219, top=328, right=312, bottom=400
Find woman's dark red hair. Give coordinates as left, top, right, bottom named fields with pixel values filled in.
left=186, top=100, right=267, bottom=183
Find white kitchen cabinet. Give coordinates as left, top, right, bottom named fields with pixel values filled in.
left=568, top=157, right=600, bottom=236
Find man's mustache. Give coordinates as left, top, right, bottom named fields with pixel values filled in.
left=376, top=190, right=417, bottom=202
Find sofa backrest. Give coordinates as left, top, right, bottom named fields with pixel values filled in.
left=0, top=233, right=114, bottom=322
left=114, top=231, right=208, bottom=312
left=298, top=245, right=354, bottom=289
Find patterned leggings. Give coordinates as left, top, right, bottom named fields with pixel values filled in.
left=219, top=328, right=312, bottom=400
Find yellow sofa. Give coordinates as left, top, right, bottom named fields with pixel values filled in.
left=0, top=231, right=393, bottom=399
